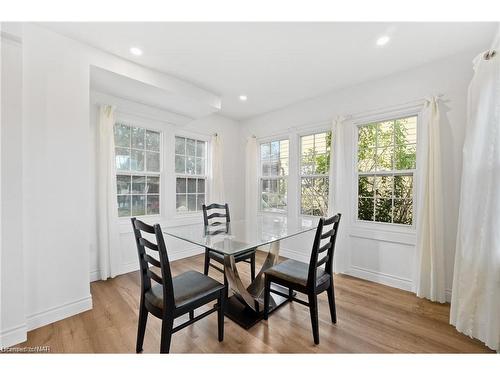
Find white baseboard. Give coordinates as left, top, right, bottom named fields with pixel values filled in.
left=0, top=323, right=27, bottom=348
left=26, top=295, right=93, bottom=332
left=346, top=265, right=413, bottom=292
left=89, top=269, right=100, bottom=282
left=274, top=248, right=453, bottom=303
left=282, top=249, right=413, bottom=292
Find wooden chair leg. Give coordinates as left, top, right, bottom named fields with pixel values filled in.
left=250, top=253, right=256, bottom=281
left=308, top=293, right=320, bottom=345
left=136, top=300, right=148, bottom=353
left=218, top=289, right=225, bottom=342
left=263, top=277, right=271, bottom=320
left=327, top=283, right=337, bottom=324
left=160, top=316, right=174, bottom=354
left=203, top=248, right=210, bottom=275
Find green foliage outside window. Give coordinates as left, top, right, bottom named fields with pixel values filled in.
left=300, top=132, right=331, bottom=216
left=260, top=140, right=289, bottom=211
left=357, top=116, right=416, bottom=225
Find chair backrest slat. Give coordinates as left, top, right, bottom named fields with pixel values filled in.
left=205, top=203, right=226, bottom=210
left=134, top=219, right=156, bottom=233
left=318, top=242, right=331, bottom=253
left=131, top=218, right=175, bottom=308
left=145, top=254, right=161, bottom=268
left=307, top=213, right=342, bottom=288
left=147, top=269, right=163, bottom=285
left=207, top=212, right=226, bottom=220
left=206, top=228, right=229, bottom=236
left=320, top=228, right=335, bottom=239
left=202, top=203, right=230, bottom=227
left=323, top=215, right=340, bottom=226
left=316, top=254, right=329, bottom=267
left=139, top=237, right=159, bottom=251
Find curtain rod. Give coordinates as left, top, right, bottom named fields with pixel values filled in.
left=348, top=94, right=444, bottom=121
left=484, top=50, right=496, bottom=60
left=250, top=94, right=444, bottom=140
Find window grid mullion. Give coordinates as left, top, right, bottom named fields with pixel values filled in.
left=299, top=131, right=331, bottom=217
left=175, top=136, right=207, bottom=214
left=259, top=140, right=288, bottom=213
left=357, top=116, right=416, bottom=226
left=114, top=123, right=162, bottom=218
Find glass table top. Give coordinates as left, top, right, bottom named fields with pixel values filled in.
left=162, top=216, right=318, bottom=256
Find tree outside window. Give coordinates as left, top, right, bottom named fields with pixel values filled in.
left=260, top=139, right=289, bottom=212
left=114, top=122, right=161, bottom=217
left=357, top=116, right=416, bottom=225
left=300, top=131, right=331, bottom=216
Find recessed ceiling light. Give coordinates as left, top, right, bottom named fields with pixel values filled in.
left=129, top=47, right=143, bottom=56
left=376, top=36, right=390, bottom=46
left=239, top=95, right=248, bottom=101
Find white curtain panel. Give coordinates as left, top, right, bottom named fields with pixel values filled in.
left=245, top=136, right=258, bottom=222
left=414, top=96, right=446, bottom=303
left=450, top=36, right=500, bottom=351
left=97, top=104, right=121, bottom=280
left=209, top=133, right=225, bottom=204
left=328, top=116, right=345, bottom=215
left=328, top=116, right=349, bottom=273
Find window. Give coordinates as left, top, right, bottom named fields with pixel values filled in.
left=175, top=136, right=207, bottom=213
left=259, top=139, right=289, bottom=212
left=357, top=115, right=417, bottom=225
left=300, top=131, right=331, bottom=216
left=114, top=122, right=161, bottom=217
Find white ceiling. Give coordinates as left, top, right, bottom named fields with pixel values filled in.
left=90, top=66, right=219, bottom=120
left=43, top=22, right=497, bottom=120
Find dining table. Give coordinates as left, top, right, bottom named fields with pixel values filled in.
left=163, top=215, right=318, bottom=328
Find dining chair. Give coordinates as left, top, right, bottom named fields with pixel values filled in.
left=131, top=218, right=226, bottom=354
left=202, top=203, right=256, bottom=281
left=263, top=213, right=341, bottom=344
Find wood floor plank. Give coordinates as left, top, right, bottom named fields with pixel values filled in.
left=13, top=251, right=494, bottom=353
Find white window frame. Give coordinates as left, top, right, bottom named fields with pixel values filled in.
left=352, top=109, right=420, bottom=230
left=258, top=137, right=290, bottom=214
left=174, top=133, right=209, bottom=215
left=113, top=116, right=163, bottom=219
left=298, top=128, right=332, bottom=218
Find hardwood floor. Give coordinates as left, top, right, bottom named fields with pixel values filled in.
left=15, top=251, right=493, bottom=353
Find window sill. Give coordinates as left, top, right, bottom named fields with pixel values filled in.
left=349, top=220, right=416, bottom=245
left=257, top=211, right=287, bottom=218
left=118, top=213, right=203, bottom=234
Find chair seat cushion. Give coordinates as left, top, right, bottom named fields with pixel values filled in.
left=208, top=248, right=255, bottom=264
left=145, top=270, right=224, bottom=310
left=264, top=259, right=330, bottom=287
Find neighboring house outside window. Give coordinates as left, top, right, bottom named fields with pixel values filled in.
left=259, top=139, right=289, bottom=212
left=114, top=122, right=161, bottom=217
left=175, top=136, right=207, bottom=213
left=356, top=115, right=417, bottom=225
left=300, top=131, right=331, bottom=216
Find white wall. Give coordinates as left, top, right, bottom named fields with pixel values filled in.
left=241, top=48, right=483, bottom=300
left=88, top=93, right=244, bottom=281
left=1, top=27, right=26, bottom=347
left=0, top=23, right=227, bottom=347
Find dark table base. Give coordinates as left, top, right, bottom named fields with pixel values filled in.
left=224, top=284, right=293, bottom=329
